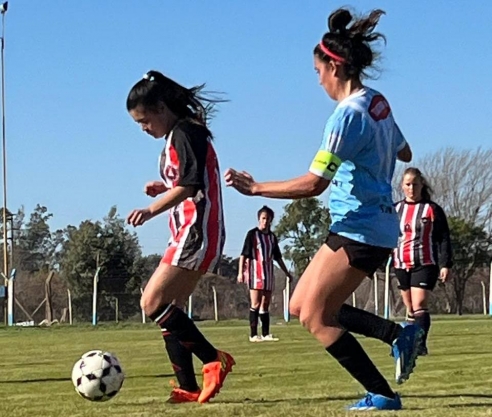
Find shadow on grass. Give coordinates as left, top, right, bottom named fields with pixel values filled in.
left=405, top=393, right=492, bottom=399
left=0, top=373, right=175, bottom=384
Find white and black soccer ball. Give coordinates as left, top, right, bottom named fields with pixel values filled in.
left=71, top=350, right=125, bottom=402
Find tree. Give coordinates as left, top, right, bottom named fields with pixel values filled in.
left=59, top=206, right=143, bottom=321
left=15, top=205, right=59, bottom=273
left=274, top=198, right=330, bottom=276
left=448, top=217, right=491, bottom=315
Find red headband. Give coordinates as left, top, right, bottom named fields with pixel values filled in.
left=318, top=42, right=346, bottom=63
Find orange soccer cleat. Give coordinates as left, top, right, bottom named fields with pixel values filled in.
left=198, top=350, right=235, bottom=403
left=166, top=381, right=201, bottom=404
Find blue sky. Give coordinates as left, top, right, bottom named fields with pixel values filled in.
left=5, top=1, right=492, bottom=257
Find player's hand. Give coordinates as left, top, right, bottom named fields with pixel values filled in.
left=144, top=181, right=167, bottom=197
left=224, top=168, right=257, bottom=196
left=439, top=267, right=450, bottom=283
left=126, top=208, right=153, bottom=227
left=237, top=273, right=244, bottom=284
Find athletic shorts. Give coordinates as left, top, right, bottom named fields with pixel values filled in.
left=324, top=232, right=392, bottom=276
left=395, top=265, right=439, bottom=291
left=161, top=210, right=225, bottom=273
left=247, top=273, right=275, bottom=292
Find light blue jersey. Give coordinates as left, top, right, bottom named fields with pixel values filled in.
left=309, top=87, right=407, bottom=248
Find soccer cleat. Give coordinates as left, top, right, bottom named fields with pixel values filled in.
left=392, top=323, right=425, bottom=384
left=261, top=334, right=279, bottom=342
left=348, top=392, right=402, bottom=411
left=198, top=350, right=235, bottom=403
left=166, top=381, right=201, bottom=403
left=249, top=335, right=263, bottom=343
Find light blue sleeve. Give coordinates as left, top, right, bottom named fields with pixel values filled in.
left=394, top=123, right=407, bottom=152
left=320, top=107, right=369, bottom=161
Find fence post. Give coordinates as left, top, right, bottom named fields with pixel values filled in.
left=212, top=286, right=218, bottom=322
left=481, top=281, right=487, bottom=315
left=92, top=267, right=101, bottom=326
left=7, top=268, right=15, bottom=326
left=284, top=277, right=290, bottom=323
left=188, top=294, right=193, bottom=319
left=67, top=289, right=73, bottom=325
left=140, top=287, right=146, bottom=323
left=384, top=257, right=392, bottom=319
left=489, top=260, right=492, bottom=316
left=115, top=297, right=119, bottom=324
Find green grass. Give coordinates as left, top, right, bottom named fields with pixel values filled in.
left=0, top=317, right=492, bottom=416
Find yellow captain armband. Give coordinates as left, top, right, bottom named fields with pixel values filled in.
left=309, top=150, right=342, bottom=180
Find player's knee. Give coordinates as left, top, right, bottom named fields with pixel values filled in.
left=140, top=294, right=157, bottom=317
left=250, top=301, right=261, bottom=309
left=289, top=299, right=301, bottom=317
left=299, top=311, right=316, bottom=332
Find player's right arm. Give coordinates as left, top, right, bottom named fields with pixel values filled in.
left=144, top=181, right=168, bottom=197
left=237, top=255, right=246, bottom=283
left=238, top=230, right=254, bottom=283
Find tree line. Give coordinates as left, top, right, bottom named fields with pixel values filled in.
left=1, top=147, right=491, bottom=323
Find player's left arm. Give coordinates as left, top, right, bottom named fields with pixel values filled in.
left=148, top=186, right=196, bottom=217
left=273, top=235, right=294, bottom=282
left=147, top=128, right=207, bottom=218
left=433, top=204, right=453, bottom=280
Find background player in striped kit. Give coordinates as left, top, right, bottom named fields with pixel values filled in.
left=238, top=206, right=294, bottom=342
left=225, top=8, right=424, bottom=411
left=394, top=167, right=453, bottom=355
left=126, top=70, right=234, bottom=404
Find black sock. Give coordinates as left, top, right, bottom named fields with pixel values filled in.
left=151, top=304, right=218, bottom=364
left=414, top=309, right=430, bottom=345
left=249, top=308, right=259, bottom=337
left=162, top=330, right=199, bottom=392
left=326, top=332, right=395, bottom=399
left=337, top=304, right=402, bottom=346
left=259, top=311, right=270, bottom=337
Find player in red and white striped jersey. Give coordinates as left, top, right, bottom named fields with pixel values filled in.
left=393, top=167, right=453, bottom=354
left=126, top=71, right=234, bottom=404
left=238, top=206, right=294, bottom=342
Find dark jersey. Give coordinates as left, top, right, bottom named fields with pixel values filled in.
left=241, top=228, right=282, bottom=282
left=159, top=119, right=225, bottom=272
left=393, top=200, right=452, bottom=270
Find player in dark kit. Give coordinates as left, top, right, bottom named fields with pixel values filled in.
left=238, top=206, right=294, bottom=342
left=393, top=167, right=453, bottom=355
left=126, top=70, right=235, bottom=404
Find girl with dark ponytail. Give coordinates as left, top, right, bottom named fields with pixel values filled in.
left=126, top=71, right=234, bottom=404
left=226, top=8, right=420, bottom=410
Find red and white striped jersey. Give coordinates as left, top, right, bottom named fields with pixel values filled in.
left=393, top=200, right=452, bottom=270
left=241, top=228, right=282, bottom=283
left=159, top=119, right=225, bottom=272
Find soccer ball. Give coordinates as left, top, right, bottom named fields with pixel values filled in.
left=71, top=350, right=125, bottom=401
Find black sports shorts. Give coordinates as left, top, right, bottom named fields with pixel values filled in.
left=324, top=232, right=392, bottom=276
left=395, top=265, right=439, bottom=291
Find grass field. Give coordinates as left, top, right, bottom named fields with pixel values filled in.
left=0, top=317, right=491, bottom=417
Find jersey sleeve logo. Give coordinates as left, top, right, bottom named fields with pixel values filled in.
left=368, top=95, right=391, bottom=121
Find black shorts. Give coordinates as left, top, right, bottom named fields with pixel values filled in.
left=395, top=265, right=439, bottom=291
left=324, top=232, right=392, bottom=276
